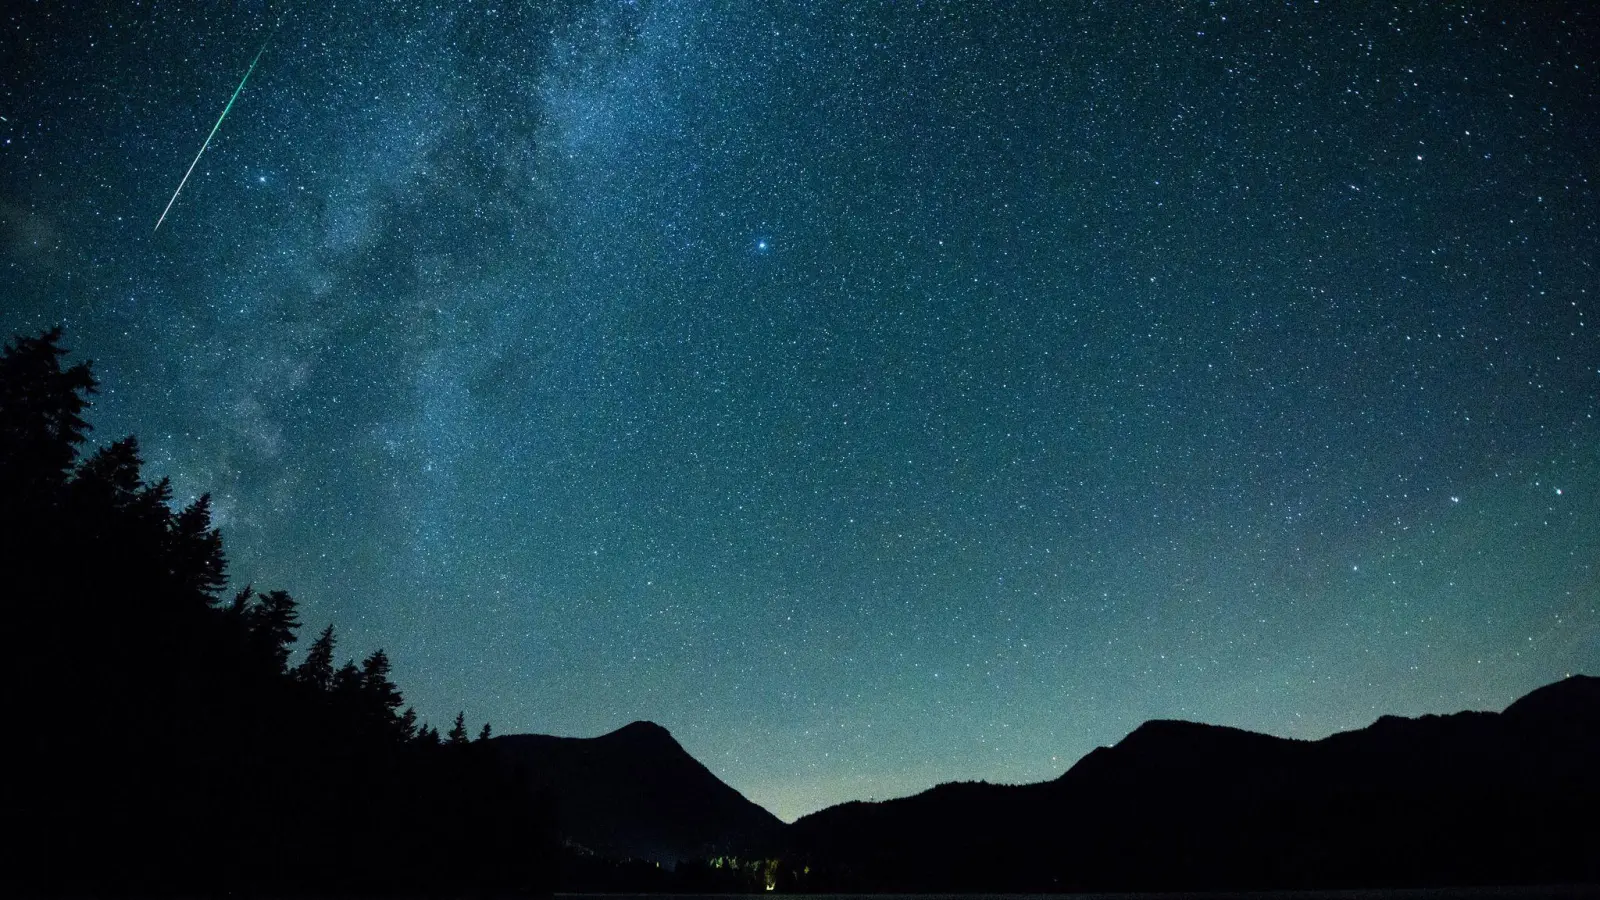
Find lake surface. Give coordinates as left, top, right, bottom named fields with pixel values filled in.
left=560, top=883, right=1600, bottom=890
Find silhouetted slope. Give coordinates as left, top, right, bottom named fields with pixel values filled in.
left=1, top=328, right=554, bottom=897
left=494, top=721, right=783, bottom=863
left=1503, top=672, right=1600, bottom=724
left=787, top=675, right=1600, bottom=891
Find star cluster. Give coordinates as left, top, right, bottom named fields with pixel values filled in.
left=2, top=1, right=1597, bottom=821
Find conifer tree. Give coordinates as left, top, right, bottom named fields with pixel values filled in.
left=227, top=585, right=257, bottom=616
left=69, top=436, right=144, bottom=506
left=360, top=650, right=403, bottom=713
left=295, top=625, right=337, bottom=692
left=0, top=327, right=95, bottom=501
left=478, top=721, right=492, bottom=742
left=248, top=590, right=301, bottom=673
left=359, top=650, right=407, bottom=741
left=332, top=659, right=363, bottom=696
left=168, top=494, right=227, bottom=606
left=448, top=711, right=470, bottom=745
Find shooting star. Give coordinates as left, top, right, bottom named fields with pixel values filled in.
left=154, top=36, right=272, bottom=232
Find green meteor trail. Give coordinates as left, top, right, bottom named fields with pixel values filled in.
left=154, top=37, right=271, bottom=232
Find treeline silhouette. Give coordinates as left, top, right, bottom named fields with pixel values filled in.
left=2, top=329, right=554, bottom=896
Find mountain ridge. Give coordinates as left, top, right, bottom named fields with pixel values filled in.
left=492, top=675, right=1598, bottom=890
left=784, top=674, right=1600, bottom=891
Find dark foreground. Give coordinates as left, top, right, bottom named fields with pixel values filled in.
left=560, top=883, right=1600, bottom=890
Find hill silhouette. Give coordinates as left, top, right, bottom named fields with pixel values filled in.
left=477, top=676, right=1598, bottom=892
left=784, top=674, right=1600, bottom=891
left=495, top=720, right=784, bottom=864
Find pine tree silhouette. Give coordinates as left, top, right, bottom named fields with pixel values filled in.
left=295, top=624, right=337, bottom=692
left=167, top=494, right=227, bottom=607
left=0, top=327, right=95, bottom=503
left=247, top=590, right=301, bottom=673
left=359, top=650, right=408, bottom=741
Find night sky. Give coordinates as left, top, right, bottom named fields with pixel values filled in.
left=3, top=1, right=1597, bottom=821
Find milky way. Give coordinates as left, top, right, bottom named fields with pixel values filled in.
left=2, top=1, right=1597, bottom=820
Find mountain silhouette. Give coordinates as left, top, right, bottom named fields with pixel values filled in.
left=488, top=678, right=1597, bottom=890
left=493, top=721, right=783, bottom=864
left=786, top=675, right=1600, bottom=891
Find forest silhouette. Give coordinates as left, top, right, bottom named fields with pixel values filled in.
left=2, top=329, right=554, bottom=895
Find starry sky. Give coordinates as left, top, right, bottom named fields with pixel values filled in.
left=3, top=1, right=1598, bottom=821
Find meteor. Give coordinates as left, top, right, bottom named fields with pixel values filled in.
left=154, top=36, right=272, bottom=232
